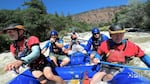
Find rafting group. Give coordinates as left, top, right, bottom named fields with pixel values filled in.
left=2, top=23, right=150, bottom=84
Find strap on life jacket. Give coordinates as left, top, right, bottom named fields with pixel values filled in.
left=109, top=39, right=134, bottom=63
left=102, top=39, right=128, bottom=63
left=109, top=39, right=127, bottom=51
left=14, top=38, right=31, bottom=60
left=92, top=34, right=102, bottom=51
left=13, top=31, right=31, bottom=60
left=51, top=38, right=64, bottom=55
left=13, top=41, right=19, bottom=60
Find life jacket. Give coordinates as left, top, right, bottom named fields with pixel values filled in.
left=50, top=38, right=64, bottom=55
left=92, top=34, right=102, bottom=51
left=105, top=39, right=127, bottom=63
left=13, top=38, right=30, bottom=60
left=13, top=37, right=45, bottom=66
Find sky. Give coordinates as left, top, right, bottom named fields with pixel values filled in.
left=0, top=0, right=129, bottom=16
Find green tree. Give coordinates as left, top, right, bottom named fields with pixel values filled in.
left=115, top=0, right=146, bottom=28
left=144, top=0, right=150, bottom=29
left=54, top=11, right=59, bottom=17
left=0, top=0, right=91, bottom=52
left=61, top=11, right=65, bottom=17
left=21, top=0, right=49, bottom=41
left=23, top=0, right=47, bottom=14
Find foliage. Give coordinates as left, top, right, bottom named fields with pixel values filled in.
left=21, top=0, right=48, bottom=41
left=0, top=35, right=11, bottom=53
left=98, top=22, right=112, bottom=28
left=0, top=0, right=90, bottom=52
left=100, top=26, right=109, bottom=31
left=114, top=0, right=146, bottom=28
left=144, top=0, right=150, bottom=29
left=0, top=10, right=21, bottom=28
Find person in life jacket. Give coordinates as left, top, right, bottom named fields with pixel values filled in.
left=90, top=24, right=150, bottom=84
left=63, top=31, right=87, bottom=55
left=84, top=27, right=109, bottom=64
left=3, top=24, right=66, bottom=84
left=41, top=30, right=70, bottom=67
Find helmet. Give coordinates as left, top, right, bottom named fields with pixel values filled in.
left=3, top=24, right=25, bottom=33
left=91, top=27, right=100, bottom=34
left=109, top=24, right=125, bottom=34
left=49, top=30, right=58, bottom=37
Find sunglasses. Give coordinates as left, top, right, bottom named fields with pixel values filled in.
left=94, top=33, right=99, bottom=35
left=51, top=35, right=57, bottom=38
left=6, top=29, right=16, bottom=33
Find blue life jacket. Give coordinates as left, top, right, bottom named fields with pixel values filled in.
left=49, top=38, right=64, bottom=55
left=85, top=34, right=109, bottom=52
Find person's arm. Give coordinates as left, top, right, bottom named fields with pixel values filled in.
left=93, top=53, right=102, bottom=64
left=84, top=38, right=92, bottom=52
left=41, top=41, right=50, bottom=54
left=55, top=41, right=63, bottom=48
left=67, top=41, right=74, bottom=50
left=4, top=45, right=40, bottom=72
left=55, top=39, right=64, bottom=48
left=41, top=48, right=47, bottom=54
left=21, top=45, right=40, bottom=64
left=140, top=54, right=150, bottom=68
left=101, top=34, right=109, bottom=41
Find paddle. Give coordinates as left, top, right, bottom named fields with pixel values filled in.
left=82, top=71, right=90, bottom=84
left=99, top=61, right=150, bottom=70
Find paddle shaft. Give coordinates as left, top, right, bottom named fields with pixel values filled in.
left=100, top=61, right=150, bottom=70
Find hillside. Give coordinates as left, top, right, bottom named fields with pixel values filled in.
left=72, top=6, right=126, bottom=25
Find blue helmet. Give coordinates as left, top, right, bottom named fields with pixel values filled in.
left=50, top=30, right=58, bottom=37
left=91, top=27, right=100, bottom=34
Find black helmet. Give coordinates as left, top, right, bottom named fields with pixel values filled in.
left=109, top=24, right=125, bottom=34
left=3, top=24, right=25, bottom=33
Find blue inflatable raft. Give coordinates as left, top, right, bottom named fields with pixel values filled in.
left=8, top=43, right=150, bottom=84
left=8, top=52, right=150, bottom=84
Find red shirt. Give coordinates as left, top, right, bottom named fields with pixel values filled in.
left=10, top=36, right=40, bottom=56
left=97, top=39, right=144, bottom=59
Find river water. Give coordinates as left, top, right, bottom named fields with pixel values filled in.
left=0, top=32, right=150, bottom=84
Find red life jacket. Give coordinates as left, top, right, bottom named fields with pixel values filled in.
left=10, top=36, right=45, bottom=66
left=98, top=39, right=145, bottom=63
left=106, top=39, right=127, bottom=63
left=106, top=50, right=125, bottom=63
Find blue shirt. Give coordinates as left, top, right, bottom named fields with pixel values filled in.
left=43, top=38, right=64, bottom=54
left=85, top=34, right=109, bottom=52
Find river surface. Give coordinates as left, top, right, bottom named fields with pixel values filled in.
left=0, top=31, right=150, bottom=84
